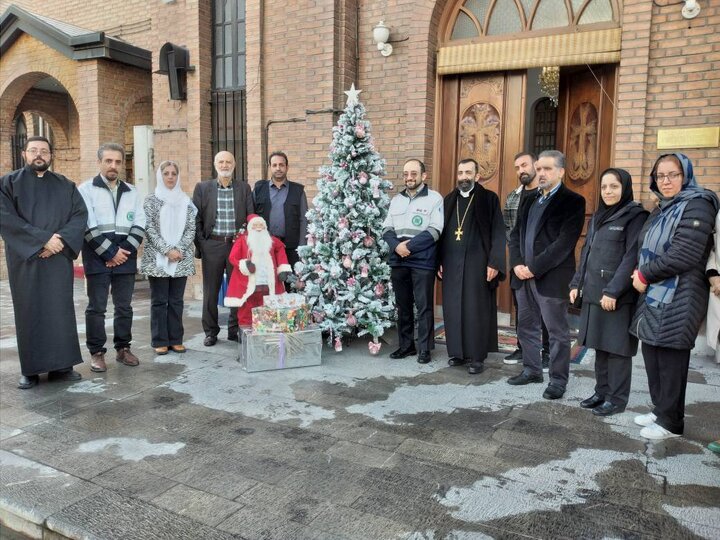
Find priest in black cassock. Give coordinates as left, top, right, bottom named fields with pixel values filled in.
left=438, top=158, right=506, bottom=374
left=0, top=136, right=88, bottom=389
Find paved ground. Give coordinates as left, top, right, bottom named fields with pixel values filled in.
left=1, top=279, right=719, bottom=540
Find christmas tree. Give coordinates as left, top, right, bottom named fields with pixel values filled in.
left=295, top=84, right=395, bottom=353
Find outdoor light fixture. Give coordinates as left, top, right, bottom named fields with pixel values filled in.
left=373, top=21, right=393, bottom=57
left=682, top=0, right=700, bottom=19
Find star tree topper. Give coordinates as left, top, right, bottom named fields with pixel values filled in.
left=344, top=83, right=362, bottom=107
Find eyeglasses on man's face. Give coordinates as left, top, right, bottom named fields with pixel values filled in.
left=656, top=171, right=682, bottom=183
left=25, top=148, right=51, bottom=157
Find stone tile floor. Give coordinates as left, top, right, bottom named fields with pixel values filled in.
left=1, top=279, right=719, bottom=539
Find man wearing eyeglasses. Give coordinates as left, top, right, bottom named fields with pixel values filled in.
left=0, top=136, right=88, bottom=389
left=382, top=159, right=444, bottom=364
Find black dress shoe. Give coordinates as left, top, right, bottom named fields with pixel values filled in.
left=389, top=346, right=417, bottom=359
left=417, top=351, right=431, bottom=364
left=447, top=357, right=466, bottom=366
left=542, top=384, right=565, bottom=400
left=467, top=362, right=485, bottom=374
left=227, top=333, right=239, bottom=342
left=580, top=394, right=605, bottom=409
left=48, top=369, right=82, bottom=382
left=592, top=401, right=625, bottom=417
left=204, top=335, right=218, bottom=347
left=18, top=375, right=39, bottom=390
left=507, top=371, right=543, bottom=385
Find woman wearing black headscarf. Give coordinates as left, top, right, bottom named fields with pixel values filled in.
left=570, top=168, right=648, bottom=416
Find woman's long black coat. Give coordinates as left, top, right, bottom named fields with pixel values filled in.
left=571, top=203, right=648, bottom=356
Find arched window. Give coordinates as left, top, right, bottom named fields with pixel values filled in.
left=531, top=98, right=557, bottom=155
left=446, top=0, right=615, bottom=42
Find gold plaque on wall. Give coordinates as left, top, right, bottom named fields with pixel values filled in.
left=657, top=127, right=720, bottom=150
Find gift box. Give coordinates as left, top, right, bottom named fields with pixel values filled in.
left=263, top=293, right=306, bottom=309
left=239, top=326, right=322, bottom=372
left=251, top=305, right=310, bottom=333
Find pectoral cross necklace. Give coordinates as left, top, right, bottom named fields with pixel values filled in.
left=455, top=193, right=475, bottom=241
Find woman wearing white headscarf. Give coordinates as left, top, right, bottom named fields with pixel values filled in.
left=140, top=161, right=197, bottom=354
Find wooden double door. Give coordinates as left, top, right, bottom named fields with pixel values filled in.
left=435, top=65, right=617, bottom=313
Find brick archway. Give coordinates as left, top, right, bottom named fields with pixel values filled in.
left=0, top=37, right=81, bottom=177
left=15, top=87, right=79, bottom=179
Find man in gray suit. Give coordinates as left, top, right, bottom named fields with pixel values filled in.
left=193, top=151, right=254, bottom=346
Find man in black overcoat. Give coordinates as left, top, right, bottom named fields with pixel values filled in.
left=507, top=150, right=585, bottom=399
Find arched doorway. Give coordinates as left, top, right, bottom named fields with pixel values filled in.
left=3, top=74, right=78, bottom=179
left=434, top=0, right=621, bottom=313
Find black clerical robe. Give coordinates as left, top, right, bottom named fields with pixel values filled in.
left=439, top=184, right=506, bottom=363
left=0, top=166, right=88, bottom=376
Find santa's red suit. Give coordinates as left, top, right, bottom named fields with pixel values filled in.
left=224, top=215, right=292, bottom=326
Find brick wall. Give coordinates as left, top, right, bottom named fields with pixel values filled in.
left=616, top=0, right=720, bottom=203
left=2, top=0, right=718, bottom=290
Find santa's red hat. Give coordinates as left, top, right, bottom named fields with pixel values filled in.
left=246, top=214, right=266, bottom=228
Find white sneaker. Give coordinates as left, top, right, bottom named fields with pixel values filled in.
left=634, top=412, right=657, bottom=427
left=640, top=423, right=681, bottom=440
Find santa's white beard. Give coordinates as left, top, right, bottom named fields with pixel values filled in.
left=247, top=229, right=273, bottom=265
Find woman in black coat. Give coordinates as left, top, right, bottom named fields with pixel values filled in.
left=630, top=153, right=719, bottom=440
left=570, top=168, right=648, bottom=416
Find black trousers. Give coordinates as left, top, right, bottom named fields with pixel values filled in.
left=512, top=288, right=549, bottom=353
left=391, top=266, right=435, bottom=352
left=517, top=280, right=570, bottom=387
left=594, top=349, right=632, bottom=407
left=149, top=276, right=187, bottom=347
left=642, top=343, right=690, bottom=434
left=200, top=239, right=238, bottom=338
left=284, top=246, right=299, bottom=292
left=85, top=272, right=135, bottom=354
left=285, top=246, right=299, bottom=270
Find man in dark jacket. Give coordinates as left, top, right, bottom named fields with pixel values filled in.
left=252, top=151, right=308, bottom=281
left=507, top=150, right=585, bottom=399
left=193, top=151, right=254, bottom=346
left=503, top=151, right=549, bottom=368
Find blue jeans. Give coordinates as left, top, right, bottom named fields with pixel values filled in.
left=85, top=273, right=135, bottom=354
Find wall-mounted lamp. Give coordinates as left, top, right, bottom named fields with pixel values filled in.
left=373, top=21, right=393, bottom=57
left=682, top=0, right=700, bottom=19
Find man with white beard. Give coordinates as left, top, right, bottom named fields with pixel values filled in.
left=192, top=151, right=254, bottom=346
left=224, top=214, right=292, bottom=326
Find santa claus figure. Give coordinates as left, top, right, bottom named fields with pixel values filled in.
left=224, top=214, right=292, bottom=326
